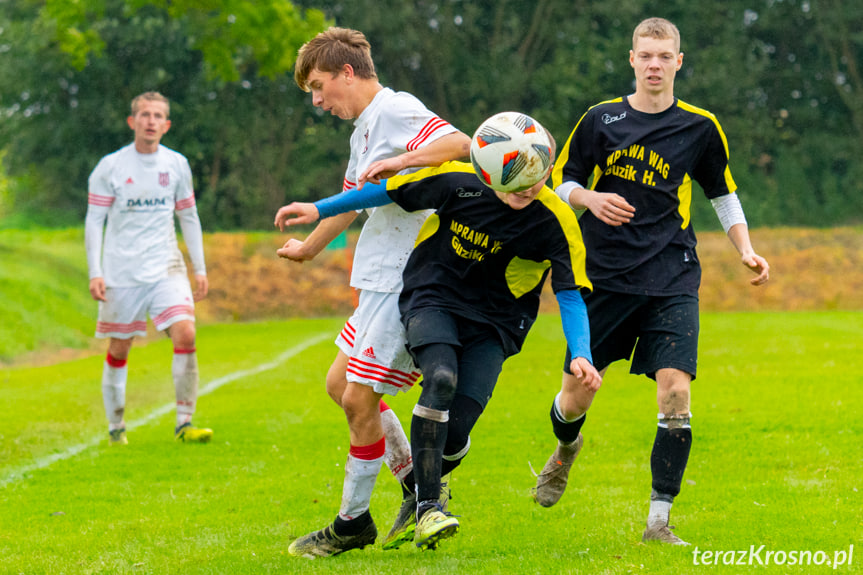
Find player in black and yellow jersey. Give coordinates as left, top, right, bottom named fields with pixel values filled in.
left=276, top=140, right=601, bottom=550
left=533, top=17, right=770, bottom=546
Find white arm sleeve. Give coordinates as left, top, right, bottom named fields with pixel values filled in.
left=85, top=162, right=112, bottom=279
left=84, top=205, right=107, bottom=279
left=174, top=157, right=206, bottom=275
left=710, top=193, right=747, bottom=233
left=554, top=181, right=583, bottom=208
left=177, top=207, right=206, bottom=275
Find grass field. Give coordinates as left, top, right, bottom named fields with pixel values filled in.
left=1, top=313, right=860, bottom=574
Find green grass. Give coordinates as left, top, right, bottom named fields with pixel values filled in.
left=0, top=227, right=95, bottom=362
left=0, top=313, right=860, bottom=574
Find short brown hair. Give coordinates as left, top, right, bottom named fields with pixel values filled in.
left=131, top=91, right=170, bottom=117
left=632, top=17, right=680, bottom=53
left=294, top=27, right=377, bottom=91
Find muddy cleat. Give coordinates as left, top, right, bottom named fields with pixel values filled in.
left=174, top=422, right=213, bottom=443
left=414, top=506, right=459, bottom=550
left=109, top=428, right=128, bottom=445
left=288, top=521, right=377, bottom=558
left=383, top=475, right=453, bottom=550
left=533, top=433, right=583, bottom=507
left=642, top=523, right=690, bottom=546
left=382, top=493, right=416, bottom=550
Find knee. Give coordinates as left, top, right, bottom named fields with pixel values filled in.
left=559, top=374, right=596, bottom=417
left=421, top=364, right=458, bottom=408
left=169, top=321, right=196, bottom=349
left=325, top=367, right=347, bottom=407
left=657, top=369, right=691, bottom=414
left=341, top=389, right=376, bottom=427
left=108, top=338, right=133, bottom=360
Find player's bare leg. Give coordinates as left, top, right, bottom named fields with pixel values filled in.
left=168, top=320, right=211, bottom=442
left=643, top=367, right=692, bottom=545
left=325, top=351, right=349, bottom=407
left=103, top=337, right=133, bottom=445
left=533, top=368, right=601, bottom=506
left=328, top=351, right=412, bottom=481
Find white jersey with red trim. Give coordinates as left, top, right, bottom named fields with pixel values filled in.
left=344, top=88, right=458, bottom=293
left=85, top=143, right=206, bottom=287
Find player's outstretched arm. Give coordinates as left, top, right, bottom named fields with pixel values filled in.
left=274, top=203, right=321, bottom=230
left=277, top=212, right=358, bottom=262
left=727, top=223, right=770, bottom=286
left=276, top=181, right=393, bottom=232
left=358, top=132, right=470, bottom=187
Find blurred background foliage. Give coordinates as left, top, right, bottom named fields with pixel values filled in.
left=0, top=0, right=861, bottom=230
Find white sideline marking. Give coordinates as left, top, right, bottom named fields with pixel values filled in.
left=0, top=333, right=330, bottom=488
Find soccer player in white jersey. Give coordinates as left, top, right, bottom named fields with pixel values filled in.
left=85, top=91, right=212, bottom=445
left=274, top=28, right=470, bottom=558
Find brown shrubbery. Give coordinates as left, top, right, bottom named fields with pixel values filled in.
left=196, top=227, right=863, bottom=322
left=196, top=232, right=356, bottom=322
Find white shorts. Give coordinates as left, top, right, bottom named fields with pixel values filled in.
left=336, top=290, right=421, bottom=396
left=96, top=274, right=195, bottom=339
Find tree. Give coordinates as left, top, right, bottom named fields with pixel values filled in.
left=0, top=0, right=332, bottom=228
left=2, top=0, right=862, bottom=229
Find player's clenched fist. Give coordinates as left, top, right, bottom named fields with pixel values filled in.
left=274, top=202, right=320, bottom=231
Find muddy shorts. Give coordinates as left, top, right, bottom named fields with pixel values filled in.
left=564, top=290, right=699, bottom=380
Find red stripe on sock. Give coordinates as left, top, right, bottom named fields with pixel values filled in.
left=174, top=348, right=196, bottom=354
left=106, top=353, right=127, bottom=368
left=349, top=437, right=386, bottom=460
left=379, top=399, right=391, bottom=413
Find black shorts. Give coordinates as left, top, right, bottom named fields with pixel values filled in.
left=564, top=290, right=699, bottom=380
left=405, top=308, right=505, bottom=409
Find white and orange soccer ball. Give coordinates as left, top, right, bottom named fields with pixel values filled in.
left=470, top=112, right=553, bottom=193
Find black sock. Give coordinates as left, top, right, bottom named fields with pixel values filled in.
left=650, top=426, right=692, bottom=497
left=333, top=509, right=372, bottom=536
left=400, top=458, right=459, bottom=499
left=411, top=413, right=447, bottom=504
left=550, top=401, right=586, bottom=444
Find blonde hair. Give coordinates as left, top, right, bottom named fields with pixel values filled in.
left=632, top=18, right=681, bottom=53
left=294, top=27, right=377, bottom=91
left=130, top=91, right=170, bottom=117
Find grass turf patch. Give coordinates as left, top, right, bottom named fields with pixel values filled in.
left=0, top=313, right=860, bottom=574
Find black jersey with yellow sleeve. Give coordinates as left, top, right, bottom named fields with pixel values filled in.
left=385, top=161, right=591, bottom=356
left=552, top=96, right=737, bottom=296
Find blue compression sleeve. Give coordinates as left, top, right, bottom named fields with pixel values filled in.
left=556, top=289, right=593, bottom=364
left=314, top=181, right=392, bottom=219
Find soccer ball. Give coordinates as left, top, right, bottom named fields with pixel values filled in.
left=470, top=112, right=553, bottom=193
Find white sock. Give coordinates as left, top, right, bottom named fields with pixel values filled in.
left=339, top=439, right=385, bottom=520
left=647, top=498, right=673, bottom=527
left=380, top=402, right=412, bottom=482
left=173, top=349, right=198, bottom=429
left=102, top=354, right=127, bottom=430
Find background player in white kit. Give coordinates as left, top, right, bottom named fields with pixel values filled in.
left=274, top=28, right=470, bottom=558
left=85, top=91, right=212, bottom=445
